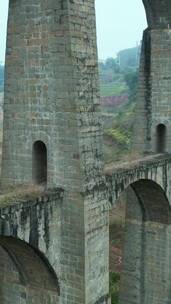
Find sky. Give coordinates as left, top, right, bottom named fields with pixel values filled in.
left=0, top=0, right=9, bottom=63
left=0, top=0, right=147, bottom=63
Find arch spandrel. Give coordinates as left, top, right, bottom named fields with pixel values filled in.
left=131, top=179, right=171, bottom=224
left=0, top=236, right=60, bottom=304
left=0, top=236, right=60, bottom=293
left=143, top=0, right=171, bottom=28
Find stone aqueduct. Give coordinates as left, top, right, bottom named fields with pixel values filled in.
left=1, top=0, right=171, bottom=303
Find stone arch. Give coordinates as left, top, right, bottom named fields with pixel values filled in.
left=32, top=140, right=47, bottom=185
left=114, top=179, right=171, bottom=304
left=156, top=123, right=167, bottom=153
left=0, top=236, right=59, bottom=304
left=142, top=0, right=171, bottom=28
left=131, top=179, right=171, bottom=222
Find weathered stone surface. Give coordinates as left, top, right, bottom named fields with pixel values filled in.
left=134, top=0, right=171, bottom=154
left=1, top=1, right=108, bottom=304
left=0, top=189, right=63, bottom=304
left=119, top=184, right=171, bottom=304
left=143, top=0, right=171, bottom=29
left=105, top=154, right=171, bottom=205
left=0, top=236, right=59, bottom=304
left=1, top=0, right=171, bottom=304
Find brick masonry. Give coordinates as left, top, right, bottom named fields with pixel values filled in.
left=106, top=156, right=171, bottom=304
left=0, top=237, right=59, bottom=304
left=119, top=184, right=171, bottom=304
left=1, top=0, right=108, bottom=303
left=1, top=0, right=171, bottom=304
left=0, top=189, right=63, bottom=304
left=105, top=155, right=171, bottom=205
left=134, top=0, right=171, bottom=153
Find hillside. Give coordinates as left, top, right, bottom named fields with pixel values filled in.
left=99, top=47, right=140, bottom=164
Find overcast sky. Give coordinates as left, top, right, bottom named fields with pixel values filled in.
left=0, top=0, right=147, bottom=63
left=95, top=0, right=147, bottom=59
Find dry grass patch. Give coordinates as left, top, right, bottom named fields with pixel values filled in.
left=0, top=184, right=45, bottom=207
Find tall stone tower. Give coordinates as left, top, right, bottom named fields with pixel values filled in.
left=2, top=0, right=102, bottom=189
left=134, top=0, right=171, bottom=154
left=1, top=1, right=109, bottom=304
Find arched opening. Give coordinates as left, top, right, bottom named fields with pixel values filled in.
left=33, top=141, right=47, bottom=185
left=0, top=236, right=59, bottom=304
left=156, top=123, right=167, bottom=153
left=110, top=179, right=171, bottom=304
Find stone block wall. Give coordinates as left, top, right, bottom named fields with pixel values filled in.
left=1, top=0, right=103, bottom=190
left=0, top=189, right=64, bottom=303
left=0, top=237, right=59, bottom=304
left=143, top=0, right=171, bottom=29
left=105, top=155, right=171, bottom=205
left=133, top=0, right=171, bottom=154
left=3, top=1, right=171, bottom=304
left=119, top=180, right=171, bottom=304
left=119, top=187, right=143, bottom=304
left=1, top=0, right=109, bottom=303
left=2, top=0, right=79, bottom=187
left=0, top=182, right=109, bottom=304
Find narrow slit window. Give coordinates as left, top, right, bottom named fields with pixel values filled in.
left=156, top=124, right=166, bottom=153
left=33, top=141, right=47, bottom=185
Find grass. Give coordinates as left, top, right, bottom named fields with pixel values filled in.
left=102, top=100, right=136, bottom=163
left=100, top=82, right=127, bottom=97
left=0, top=184, right=45, bottom=207
left=105, top=128, right=131, bottom=146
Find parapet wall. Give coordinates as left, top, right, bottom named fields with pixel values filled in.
left=105, top=154, right=171, bottom=205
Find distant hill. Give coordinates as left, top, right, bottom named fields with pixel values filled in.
left=116, top=45, right=141, bottom=70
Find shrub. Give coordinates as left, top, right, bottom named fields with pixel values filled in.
left=109, top=272, right=120, bottom=304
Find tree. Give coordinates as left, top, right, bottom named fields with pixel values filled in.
left=124, top=70, right=138, bottom=103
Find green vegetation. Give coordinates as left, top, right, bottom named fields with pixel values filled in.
left=110, top=272, right=120, bottom=304
left=100, top=82, right=127, bottom=97
left=100, top=46, right=140, bottom=164
left=124, top=69, right=138, bottom=103
left=103, top=96, right=136, bottom=163
left=105, top=128, right=131, bottom=146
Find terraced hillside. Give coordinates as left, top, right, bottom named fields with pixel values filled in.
left=100, top=64, right=139, bottom=164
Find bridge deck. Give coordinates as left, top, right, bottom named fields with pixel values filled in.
left=104, top=153, right=171, bottom=176
left=104, top=154, right=171, bottom=204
